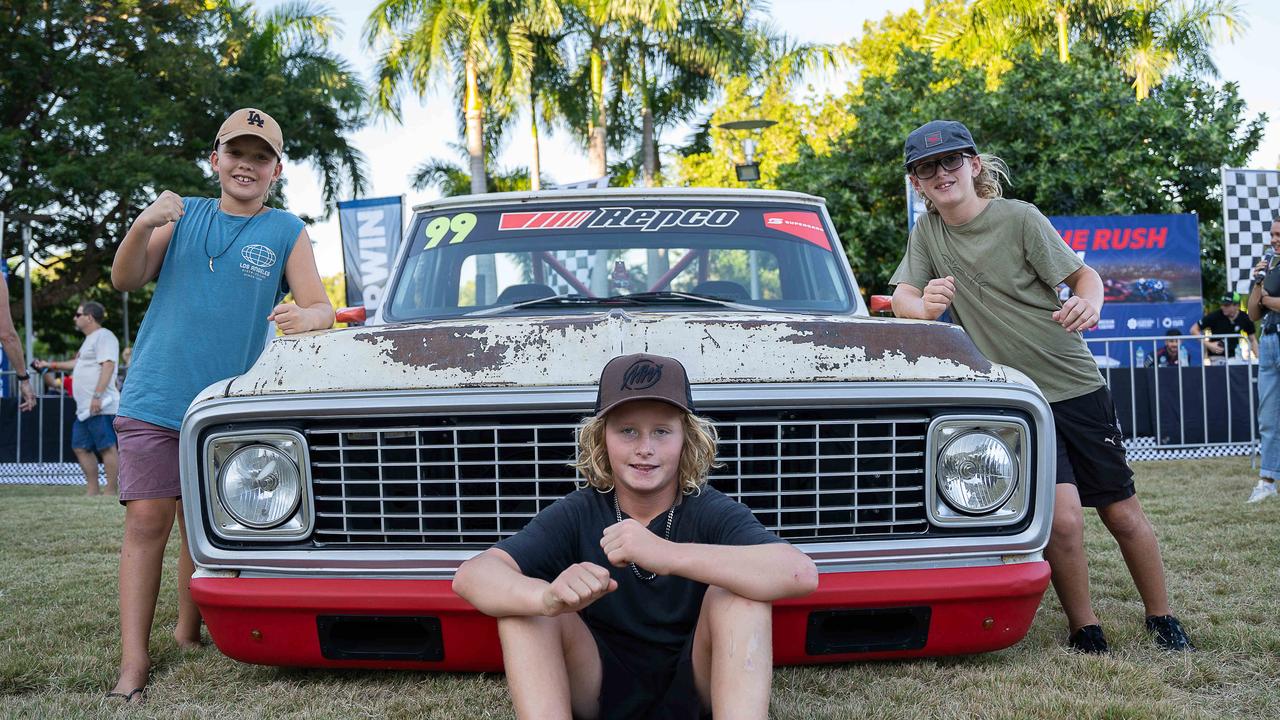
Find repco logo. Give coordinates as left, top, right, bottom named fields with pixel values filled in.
left=587, top=206, right=739, bottom=232
left=621, top=359, right=663, bottom=390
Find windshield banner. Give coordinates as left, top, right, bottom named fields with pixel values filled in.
left=1049, top=213, right=1203, bottom=366
left=339, top=196, right=403, bottom=315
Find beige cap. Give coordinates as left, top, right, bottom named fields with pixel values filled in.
left=215, top=107, right=283, bottom=158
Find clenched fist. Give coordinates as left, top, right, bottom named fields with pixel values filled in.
left=922, top=276, right=956, bottom=320
left=601, top=518, right=672, bottom=576
left=137, top=190, right=184, bottom=229
left=1053, top=295, right=1099, bottom=332
left=541, top=562, right=617, bottom=616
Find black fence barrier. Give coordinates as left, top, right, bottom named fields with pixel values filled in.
left=0, top=396, right=78, bottom=463
left=1104, top=364, right=1257, bottom=446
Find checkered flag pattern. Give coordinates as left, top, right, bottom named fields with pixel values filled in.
left=547, top=249, right=596, bottom=295
left=1222, top=168, right=1280, bottom=296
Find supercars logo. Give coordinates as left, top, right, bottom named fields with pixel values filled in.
left=763, top=211, right=830, bottom=250
left=499, top=207, right=739, bottom=232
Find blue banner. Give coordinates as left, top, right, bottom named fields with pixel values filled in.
left=1048, top=214, right=1203, bottom=367
left=338, top=196, right=404, bottom=316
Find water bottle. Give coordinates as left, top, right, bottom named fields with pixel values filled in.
left=1178, top=343, right=1188, bottom=366
left=1135, top=346, right=1146, bottom=367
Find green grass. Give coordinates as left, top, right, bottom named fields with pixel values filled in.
left=1, top=458, right=1277, bottom=719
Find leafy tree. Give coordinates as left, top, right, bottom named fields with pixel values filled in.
left=1, top=0, right=367, bottom=349
left=773, top=46, right=1263, bottom=297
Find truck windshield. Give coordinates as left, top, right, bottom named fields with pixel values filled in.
left=384, top=201, right=857, bottom=322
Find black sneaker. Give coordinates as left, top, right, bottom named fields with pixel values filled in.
left=1068, top=624, right=1109, bottom=654
left=1146, top=615, right=1195, bottom=651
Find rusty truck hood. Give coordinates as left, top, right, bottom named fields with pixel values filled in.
left=220, top=311, right=1007, bottom=397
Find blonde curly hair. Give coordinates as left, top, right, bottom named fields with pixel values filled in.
left=921, top=153, right=1011, bottom=214
left=572, top=409, right=721, bottom=495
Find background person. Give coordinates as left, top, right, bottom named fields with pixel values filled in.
left=1191, top=295, right=1255, bottom=364
left=1146, top=329, right=1184, bottom=367
left=1245, top=216, right=1280, bottom=503
left=106, top=107, right=334, bottom=704
left=453, top=353, right=818, bottom=720
left=890, top=119, right=1193, bottom=654
left=0, top=277, right=36, bottom=411
left=31, top=301, right=120, bottom=495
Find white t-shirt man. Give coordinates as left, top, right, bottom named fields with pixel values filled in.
left=72, top=327, right=120, bottom=421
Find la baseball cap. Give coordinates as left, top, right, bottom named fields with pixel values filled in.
left=215, top=107, right=283, bottom=158
left=904, top=120, right=978, bottom=169
left=595, top=353, right=694, bottom=416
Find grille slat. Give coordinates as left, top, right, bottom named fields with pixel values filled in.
left=306, top=411, right=929, bottom=545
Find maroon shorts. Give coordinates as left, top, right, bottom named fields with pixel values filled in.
left=114, top=416, right=182, bottom=504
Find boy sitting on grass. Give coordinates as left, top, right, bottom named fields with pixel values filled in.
left=453, top=353, right=818, bottom=720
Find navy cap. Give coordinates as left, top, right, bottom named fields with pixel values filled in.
left=904, top=120, right=978, bottom=169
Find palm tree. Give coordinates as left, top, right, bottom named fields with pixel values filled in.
left=215, top=0, right=370, bottom=209
left=935, top=0, right=1245, bottom=100
left=609, top=0, right=767, bottom=187
left=366, top=0, right=490, bottom=195
left=1112, top=0, right=1245, bottom=100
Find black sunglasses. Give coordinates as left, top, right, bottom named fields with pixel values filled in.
left=911, top=152, right=973, bottom=180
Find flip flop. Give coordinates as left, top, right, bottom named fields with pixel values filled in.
left=105, top=686, right=146, bottom=704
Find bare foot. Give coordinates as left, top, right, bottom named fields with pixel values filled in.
left=109, top=661, right=149, bottom=703
left=175, top=630, right=205, bottom=650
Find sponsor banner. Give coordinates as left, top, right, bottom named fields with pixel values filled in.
left=763, top=211, right=830, bottom=250
left=405, top=204, right=836, bottom=264
left=339, top=196, right=403, bottom=314
left=1048, top=214, right=1203, bottom=366
left=498, top=206, right=740, bottom=233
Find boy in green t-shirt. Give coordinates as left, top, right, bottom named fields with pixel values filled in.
left=890, top=120, right=1193, bottom=653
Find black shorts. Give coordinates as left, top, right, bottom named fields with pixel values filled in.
left=1051, top=386, right=1136, bottom=508
left=586, top=626, right=707, bottom=720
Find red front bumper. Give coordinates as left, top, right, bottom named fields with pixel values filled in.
left=192, top=561, right=1050, bottom=671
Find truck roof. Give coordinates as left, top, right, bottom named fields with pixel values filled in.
left=411, top=187, right=827, bottom=214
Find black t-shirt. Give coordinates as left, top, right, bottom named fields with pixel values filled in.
left=1198, top=309, right=1255, bottom=356
left=495, top=486, right=784, bottom=659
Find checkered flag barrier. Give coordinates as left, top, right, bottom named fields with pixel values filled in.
left=1222, top=168, right=1280, bottom=296
left=547, top=249, right=596, bottom=295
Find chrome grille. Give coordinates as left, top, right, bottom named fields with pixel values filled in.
left=306, top=410, right=928, bottom=545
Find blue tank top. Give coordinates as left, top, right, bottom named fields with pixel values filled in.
left=119, top=197, right=303, bottom=429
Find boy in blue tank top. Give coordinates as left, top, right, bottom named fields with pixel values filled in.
left=106, top=108, right=334, bottom=703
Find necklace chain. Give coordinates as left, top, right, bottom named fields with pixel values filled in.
left=206, top=201, right=266, bottom=272
left=612, top=491, right=675, bottom=582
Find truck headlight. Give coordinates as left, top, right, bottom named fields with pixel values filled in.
left=927, top=417, right=1031, bottom=527
left=218, top=444, right=301, bottom=528
left=203, top=430, right=312, bottom=540
left=937, top=431, right=1016, bottom=514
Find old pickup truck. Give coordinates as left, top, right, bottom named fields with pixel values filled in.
left=182, top=188, right=1053, bottom=670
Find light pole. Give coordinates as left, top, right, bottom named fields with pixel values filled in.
left=6, top=212, right=54, bottom=368
left=715, top=119, right=777, bottom=298
left=715, top=118, right=777, bottom=183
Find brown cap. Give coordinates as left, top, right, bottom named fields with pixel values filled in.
left=595, top=353, right=694, bottom=416
left=215, top=107, right=283, bottom=158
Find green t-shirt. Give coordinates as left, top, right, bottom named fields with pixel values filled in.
left=889, top=198, right=1103, bottom=403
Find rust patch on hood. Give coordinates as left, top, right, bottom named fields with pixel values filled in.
left=780, top=321, right=992, bottom=373
left=354, top=325, right=510, bottom=371
left=686, top=317, right=993, bottom=373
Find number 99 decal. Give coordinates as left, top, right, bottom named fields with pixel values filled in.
left=423, top=212, right=478, bottom=249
